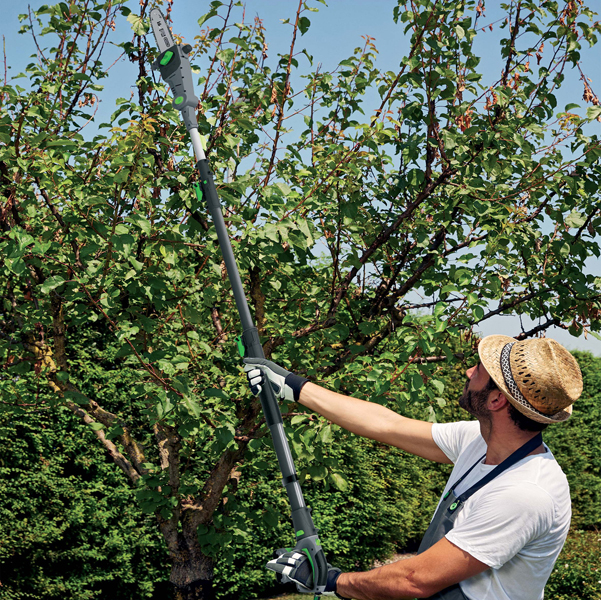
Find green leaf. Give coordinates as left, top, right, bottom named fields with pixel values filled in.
left=298, top=16, right=311, bottom=35
left=129, top=257, right=145, bottom=271
left=586, top=106, right=601, bottom=120
left=128, top=213, right=151, bottom=235
left=8, top=361, right=31, bottom=374
left=127, top=13, right=149, bottom=35
left=184, top=307, right=204, bottom=324
left=431, top=380, right=445, bottom=394
left=203, top=388, right=228, bottom=400
left=40, top=276, right=65, bottom=294
left=320, top=425, right=333, bottom=444
left=64, top=390, right=89, bottom=406
left=330, top=472, right=349, bottom=491
left=198, top=4, right=221, bottom=27
left=275, top=182, right=292, bottom=196
left=228, top=37, right=249, bottom=50
left=90, top=422, right=105, bottom=431
left=565, top=211, right=586, bottom=229
left=308, top=464, right=327, bottom=481
left=183, top=396, right=201, bottom=418
left=410, top=373, right=424, bottom=391
left=46, top=139, right=77, bottom=148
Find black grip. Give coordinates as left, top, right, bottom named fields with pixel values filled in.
left=259, top=376, right=283, bottom=426
left=196, top=160, right=221, bottom=211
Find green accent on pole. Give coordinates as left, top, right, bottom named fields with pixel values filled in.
left=444, top=491, right=450, bottom=500
left=160, top=50, right=174, bottom=65
left=175, top=96, right=184, bottom=105
left=203, top=180, right=208, bottom=184
left=450, top=502, right=458, bottom=511
left=193, top=182, right=203, bottom=201
left=286, top=548, right=293, bottom=552
left=236, top=336, right=245, bottom=358
left=302, top=548, right=315, bottom=583
left=296, top=529, right=305, bottom=537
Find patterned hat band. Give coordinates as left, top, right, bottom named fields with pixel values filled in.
left=500, top=342, right=551, bottom=418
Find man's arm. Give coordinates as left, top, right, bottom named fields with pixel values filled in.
left=336, top=537, right=489, bottom=600
left=299, top=382, right=452, bottom=463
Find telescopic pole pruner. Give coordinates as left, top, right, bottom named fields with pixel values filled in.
left=148, top=9, right=329, bottom=596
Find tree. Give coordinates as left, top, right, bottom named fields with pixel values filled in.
left=1, top=0, right=600, bottom=598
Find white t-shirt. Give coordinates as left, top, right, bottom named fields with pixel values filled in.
left=431, top=420, right=571, bottom=600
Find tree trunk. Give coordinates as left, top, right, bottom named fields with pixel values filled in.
left=158, top=510, right=216, bottom=600
left=170, top=533, right=215, bottom=600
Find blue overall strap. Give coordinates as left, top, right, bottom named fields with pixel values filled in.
left=449, top=433, right=543, bottom=513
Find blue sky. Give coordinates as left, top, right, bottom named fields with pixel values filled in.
left=2, top=0, right=600, bottom=354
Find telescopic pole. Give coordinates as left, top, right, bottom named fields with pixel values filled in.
left=149, top=9, right=328, bottom=596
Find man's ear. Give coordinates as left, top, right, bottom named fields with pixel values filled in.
left=488, top=390, right=509, bottom=412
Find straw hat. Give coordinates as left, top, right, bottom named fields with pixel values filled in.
left=478, top=335, right=583, bottom=424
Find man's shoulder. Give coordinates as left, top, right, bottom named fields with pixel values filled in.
left=432, top=420, right=483, bottom=464
left=471, top=452, right=571, bottom=521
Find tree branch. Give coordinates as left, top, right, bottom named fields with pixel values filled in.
left=66, top=401, right=141, bottom=484
left=516, top=318, right=563, bottom=339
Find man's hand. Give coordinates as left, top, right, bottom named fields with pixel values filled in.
left=266, top=549, right=346, bottom=597
left=243, top=358, right=308, bottom=402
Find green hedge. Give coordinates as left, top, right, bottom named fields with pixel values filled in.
left=545, top=529, right=601, bottom=600
left=0, top=352, right=599, bottom=599
left=543, top=351, right=601, bottom=529
left=0, top=406, right=170, bottom=599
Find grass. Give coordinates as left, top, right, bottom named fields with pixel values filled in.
left=258, top=593, right=314, bottom=600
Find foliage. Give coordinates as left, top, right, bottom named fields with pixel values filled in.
left=1, top=0, right=601, bottom=596
left=544, top=351, right=601, bottom=529
left=0, top=347, right=599, bottom=599
left=0, top=402, right=169, bottom=600
left=545, top=529, right=601, bottom=600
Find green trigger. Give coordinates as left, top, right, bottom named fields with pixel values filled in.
left=236, top=336, right=245, bottom=357
left=160, top=50, right=174, bottom=65
left=193, top=182, right=203, bottom=202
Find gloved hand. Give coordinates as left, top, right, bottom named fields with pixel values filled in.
left=266, top=548, right=347, bottom=597
left=244, top=358, right=308, bottom=402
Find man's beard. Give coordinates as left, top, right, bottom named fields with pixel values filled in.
left=459, top=380, right=492, bottom=421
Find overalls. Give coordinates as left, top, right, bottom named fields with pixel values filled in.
left=417, top=433, right=543, bottom=600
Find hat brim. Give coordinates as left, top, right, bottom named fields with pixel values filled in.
left=478, top=335, right=572, bottom=424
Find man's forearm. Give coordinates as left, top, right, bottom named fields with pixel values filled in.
left=336, top=538, right=488, bottom=600
left=336, top=560, right=424, bottom=600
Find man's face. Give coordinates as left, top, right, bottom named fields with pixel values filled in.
left=459, top=362, right=497, bottom=420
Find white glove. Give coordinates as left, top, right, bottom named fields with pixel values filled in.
left=266, top=549, right=344, bottom=596
left=243, top=358, right=308, bottom=402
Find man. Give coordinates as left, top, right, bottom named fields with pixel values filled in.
left=244, top=335, right=583, bottom=600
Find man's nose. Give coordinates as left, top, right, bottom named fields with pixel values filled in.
left=466, top=365, right=477, bottom=379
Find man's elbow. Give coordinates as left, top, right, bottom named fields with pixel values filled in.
left=402, top=568, right=442, bottom=599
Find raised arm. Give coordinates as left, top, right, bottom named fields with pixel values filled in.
left=299, top=382, right=451, bottom=463
left=245, top=359, right=451, bottom=464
